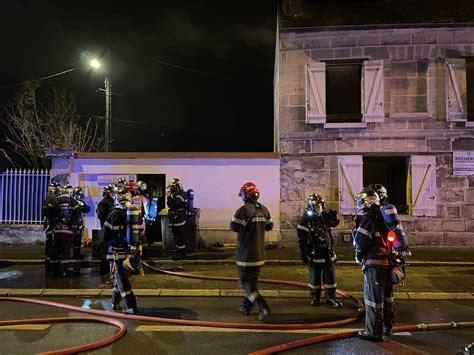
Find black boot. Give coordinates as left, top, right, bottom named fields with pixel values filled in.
left=239, top=297, right=253, bottom=315
left=326, top=298, right=343, bottom=308
left=310, top=289, right=321, bottom=306
left=357, top=330, right=383, bottom=342
left=111, top=291, right=122, bottom=311
left=123, top=294, right=138, bottom=314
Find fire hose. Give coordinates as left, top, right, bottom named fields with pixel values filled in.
left=1, top=262, right=473, bottom=354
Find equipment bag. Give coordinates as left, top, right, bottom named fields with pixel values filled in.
left=390, top=266, right=405, bottom=284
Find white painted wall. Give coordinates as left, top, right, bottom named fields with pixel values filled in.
left=71, top=155, right=281, bottom=243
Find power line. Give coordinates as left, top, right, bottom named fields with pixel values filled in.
left=146, top=57, right=272, bottom=89
left=0, top=67, right=78, bottom=89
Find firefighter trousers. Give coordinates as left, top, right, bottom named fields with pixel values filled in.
left=363, top=265, right=395, bottom=337
left=51, top=230, right=73, bottom=277
left=308, top=260, right=338, bottom=300
left=238, top=266, right=270, bottom=314
left=111, top=258, right=137, bottom=310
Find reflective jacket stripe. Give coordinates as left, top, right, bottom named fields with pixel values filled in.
left=232, top=217, right=246, bottom=226
left=297, top=225, right=309, bottom=232
left=357, top=227, right=371, bottom=237
left=236, top=260, right=265, bottom=267
left=365, top=259, right=389, bottom=266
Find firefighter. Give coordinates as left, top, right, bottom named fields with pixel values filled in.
left=72, top=186, right=91, bottom=262
left=297, top=193, right=342, bottom=308
left=42, top=183, right=60, bottom=273
left=166, top=178, right=188, bottom=260
left=97, top=184, right=115, bottom=276
left=230, top=181, right=273, bottom=321
left=103, top=184, right=140, bottom=314
left=129, top=180, right=149, bottom=275
left=50, top=184, right=81, bottom=277
left=353, top=187, right=408, bottom=342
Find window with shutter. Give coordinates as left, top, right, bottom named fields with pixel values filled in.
left=338, top=155, right=363, bottom=215
left=306, top=62, right=326, bottom=124
left=445, top=58, right=467, bottom=122
left=363, top=60, right=384, bottom=122
left=409, top=155, right=437, bottom=217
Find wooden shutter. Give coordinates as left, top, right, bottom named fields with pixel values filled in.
left=338, top=156, right=363, bottom=215
left=306, top=62, right=326, bottom=124
left=362, top=60, right=384, bottom=122
left=445, top=58, right=467, bottom=121
left=409, top=155, right=437, bottom=217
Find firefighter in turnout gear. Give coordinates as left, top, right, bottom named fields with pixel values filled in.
left=42, top=183, right=60, bottom=272
left=50, top=184, right=81, bottom=277
left=230, top=182, right=274, bottom=321
left=129, top=180, right=149, bottom=275
left=71, top=186, right=91, bottom=263
left=353, top=187, right=409, bottom=342
left=97, top=185, right=116, bottom=276
left=103, top=184, right=140, bottom=314
left=166, top=178, right=188, bottom=260
left=297, top=194, right=342, bottom=308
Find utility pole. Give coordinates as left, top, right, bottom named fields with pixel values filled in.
left=104, top=76, right=112, bottom=152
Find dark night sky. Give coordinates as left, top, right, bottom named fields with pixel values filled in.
left=0, top=0, right=276, bottom=157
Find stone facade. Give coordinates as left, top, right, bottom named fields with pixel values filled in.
left=277, top=26, right=474, bottom=246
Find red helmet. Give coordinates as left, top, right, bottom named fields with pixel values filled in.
left=239, top=181, right=259, bottom=201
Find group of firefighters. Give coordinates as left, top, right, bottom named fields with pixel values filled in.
left=42, top=177, right=409, bottom=341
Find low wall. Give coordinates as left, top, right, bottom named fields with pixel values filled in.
left=0, top=225, right=44, bottom=245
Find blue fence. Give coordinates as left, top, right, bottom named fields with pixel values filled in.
left=0, top=169, right=50, bottom=224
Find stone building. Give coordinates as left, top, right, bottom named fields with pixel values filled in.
left=276, top=0, right=474, bottom=245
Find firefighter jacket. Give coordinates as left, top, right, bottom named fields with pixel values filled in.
left=167, top=190, right=188, bottom=227
left=42, top=194, right=59, bottom=231
left=353, top=206, right=391, bottom=268
left=97, top=196, right=115, bottom=227
left=103, top=205, right=142, bottom=248
left=297, top=209, right=339, bottom=263
left=230, top=201, right=273, bottom=267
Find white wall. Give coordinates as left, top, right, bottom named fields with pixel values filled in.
left=71, top=154, right=281, bottom=243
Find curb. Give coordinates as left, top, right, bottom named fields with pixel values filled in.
left=2, top=259, right=474, bottom=267
left=1, top=288, right=473, bottom=300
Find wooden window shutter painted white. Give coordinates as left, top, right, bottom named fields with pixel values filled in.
left=338, top=155, right=363, bottom=215
left=445, top=58, right=467, bottom=121
left=410, top=155, right=437, bottom=217
left=306, top=62, right=326, bottom=124
left=362, top=60, right=384, bottom=122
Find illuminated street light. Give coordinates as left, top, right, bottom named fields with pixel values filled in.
left=90, top=58, right=112, bottom=152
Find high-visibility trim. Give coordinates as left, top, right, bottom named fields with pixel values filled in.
left=308, top=283, right=321, bottom=289
left=384, top=208, right=398, bottom=215
left=357, top=227, right=371, bottom=237
left=365, top=259, right=389, bottom=266
left=232, top=217, right=246, bottom=226
left=236, top=260, right=265, bottom=267
left=177, top=245, right=186, bottom=249
left=266, top=219, right=273, bottom=224
left=312, top=258, right=325, bottom=263
left=127, top=210, right=140, bottom=216
left=385, top=297, right=394, bottom=303
left=131, top=225, right=141, bottom=230
left=104, top=221, right=121, bottom=230
left=54, top=229, right=74, bottom=235
left=297, top=225, right=309, bottom=232
left=248, top=292, right=259, bottom=302
left=120, top=290, right=132, bottom=297
left=60, top=259, right=74, bottom=263
left=364, top=298, right=384, bottom=309
left=170, top=221, right=186, bottom=227
left=324, top=283, right=337, bottom=289
left=176, top=195, right=186, bottom=202
left=251, top=216, right=268, bottom=223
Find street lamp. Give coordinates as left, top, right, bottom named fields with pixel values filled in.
left=90, top=58, right=112, bottom=152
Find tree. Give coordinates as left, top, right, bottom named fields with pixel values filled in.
left=2, top=81, right=103, bottom=168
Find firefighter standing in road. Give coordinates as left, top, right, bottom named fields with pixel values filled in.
left=42, top=183, right=60, bottom=273
left=97, top=184, right=116, bottom=276
left=50, top=184, right=81, bottom=277
left=353, top=187, right=409, bottom=342
left=230, top=181, right=273, bottom=321
left=72, top=186, right=91, bottom=262
left=297, top=193, right=342, bottom=308
left=166, top=178, right=188, bottom=260
left=103, top=184, right=140, bottom=314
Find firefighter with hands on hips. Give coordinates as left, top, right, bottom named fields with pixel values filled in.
left=50, top=184, right=81, bottom=277
left=128, top=180, right=148, bottom=275
left=103, top=184, right=140, bottom=314
left=352, top=186, right=409, bottom=342
left=297, top=193, right=342, bottom=308
left=96, top=184, right=116, bottom=276
left=230, top=181, right=273, bottom=321
left=42, top=183, right=60, bottom=273
left=166, top=178, right=188, bottom=260
left=71, top=186, right=91, bottom=263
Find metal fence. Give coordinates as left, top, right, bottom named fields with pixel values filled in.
left=0, top=169, right=50, bottom=224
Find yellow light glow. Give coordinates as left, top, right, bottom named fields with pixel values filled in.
left=90, top=59, right=101, bottom=69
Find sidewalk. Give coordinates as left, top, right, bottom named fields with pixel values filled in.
left=1, top=244, right=474, bottom=301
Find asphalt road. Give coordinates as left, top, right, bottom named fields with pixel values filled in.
left=0, top=297, right=473, bottom=354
